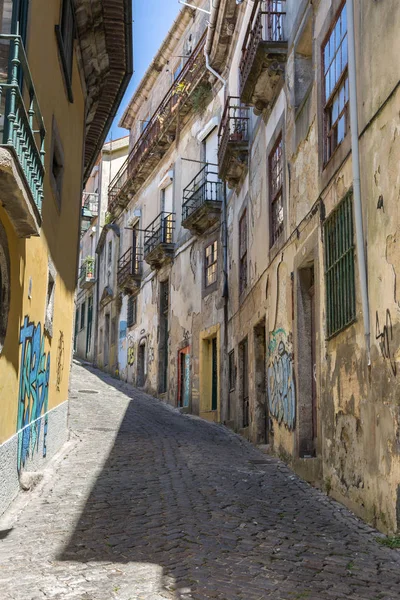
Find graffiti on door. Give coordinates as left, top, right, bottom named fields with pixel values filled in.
left=267, top=329, right=296, bottom=430
left=17, top=316, right=50, bottom=471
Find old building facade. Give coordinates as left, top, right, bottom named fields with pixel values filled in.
left=99, top=0, right=400, bottom=534
left=0, top=0, right=132, bottom=514
left=75, top=136, right=129, bottom=365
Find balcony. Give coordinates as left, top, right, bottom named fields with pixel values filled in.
left=117, top=246, right=142, bottom=293
left=182, top=164, right=223, bottom=235
left=108, top=32, right=209, bottom=217
left=218, top=98, right=250, bottom=189
left=82, top=192, right=99, bottom=218
left=80, top=257, right=96, bottom=289
left=239, top=0, right=287, bottom=114
left=144, top=212, right=175, bottom=269
left=0, top=33, right=46, bottom=237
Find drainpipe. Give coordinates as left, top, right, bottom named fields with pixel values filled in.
left=347, top=0, right=371, bottom=365
left=204, top=0, right=226, bottom=90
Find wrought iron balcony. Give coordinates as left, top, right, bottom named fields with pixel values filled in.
left=80, top=257, right=96, bottom=289
left=108, top=31, right=209, bottom=216
left=239, top=0, right=287, bottom=113
left=0, top=33, right=46, bottom=237
left=82, top=192, right=99, bottom=218
left=182, top=164, right=223, bottom=235
left=143, top=212, right=175, bottom=269
left=117, top=246, right=142, bottom=293
left=218, top=98, right=250, bottom=189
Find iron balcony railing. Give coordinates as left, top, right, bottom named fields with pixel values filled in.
left=0, top=33, right=46, bottom=212
left=82, top=192, right=99, bottom=217
left=182, top=163, right=223, bottom=223
left=144, top=212, right=175, bottom=258
left=108, top=32, right=207, bottom=213
left=218, top=97, right=251, bottom=167
left=117, top=246, right=143, bottom=287
left=80, top=257, right=96, bottom=285
left=239, top=0, right=286, bottom=94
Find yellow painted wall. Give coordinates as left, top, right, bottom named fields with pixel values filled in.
left=0, top=0, right=85, bottom=444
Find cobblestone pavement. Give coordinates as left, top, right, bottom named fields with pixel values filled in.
left=1, top=362, right=400, bottom=600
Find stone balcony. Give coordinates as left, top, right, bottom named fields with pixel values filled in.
left=182, top=163, right=223, bottom=236
left=218, top=97, right=250, bottom=189
left=143, top=212, right=175, bottom=270
left=117, top=246, right=142, bottom=294
left=0, top=33, right=45, bottom=237
left=239, top=0, right=287, bottom=114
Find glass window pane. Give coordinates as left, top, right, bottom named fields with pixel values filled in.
left=337, top=115, right=345, bottom=142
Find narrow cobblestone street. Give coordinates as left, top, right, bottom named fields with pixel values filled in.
left=1, top=362, right=400, bottom=600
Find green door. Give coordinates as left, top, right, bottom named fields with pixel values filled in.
left=211, top=337, right=218, bottom=411
left=86, top=296, right=93, bottom=357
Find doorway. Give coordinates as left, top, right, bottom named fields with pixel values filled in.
left=137, top=339, right=146, bottom=387
left=297, top=265, right=317, bottom=457
left=86, top=295, right=93, bottom=358
left=239, top=337, right=249, bottom=428
left=199, top=326, right=220, bottom=421
left=254, top=320, right=268, bottom=443
left=158, top=280, right=169, bottom=393
left=104, top=313, right=110, bottom=367
left=178, top=346, right=190, bottom=408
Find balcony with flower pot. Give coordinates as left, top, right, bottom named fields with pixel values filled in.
left=80, top=257, right=96, bottom=289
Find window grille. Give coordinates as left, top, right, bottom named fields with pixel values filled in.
left=269, top=134, right=284, bottom=246
left=239, top=210, right=248, bottom=295
left=205, top=241, right=218, bottom=287
left=324, top=191, right=355, bottom=338
left=323, top=2, right=348, bottom=163
left=229, top=350, right=236, bottom=391
left=127, top=296, right=137, bottom=328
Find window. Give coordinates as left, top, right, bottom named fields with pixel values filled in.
left=44, top=259, right=56, bottom=338
left=239, top=210, right=248, bottom=295
left=173, top=61, right=183, bottom=82
left=50, top=118, right=64, bottom=209
left=205, top=241, right=218, bottom=288
left=140, top=115, right=150, bottom=134
left=324, top=191, right=355, bottom=338
left=269, top=135, right=284, bottom=246
left=80, top=301, right=86, bottom=330
left=55, top=0, right=75, bottom=102
left=127, top=296, right=137, bottom=327
left=323, top=2, right=348, bottom=163
left=229, top=350, right=236, bottom=391
left=108, top=240, right=112, bottom=266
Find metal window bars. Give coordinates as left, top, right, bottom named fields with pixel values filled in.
left=182, top=163, right=223, bottom=222
left=117, top=246, right=143, bottom=287
left=143, top=212, right=175, bottom=257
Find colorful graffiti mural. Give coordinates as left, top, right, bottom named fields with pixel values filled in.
left=17, top=317, right=50, bottom=471
left=267, top=329, right=296, bottom=430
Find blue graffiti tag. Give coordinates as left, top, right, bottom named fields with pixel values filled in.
left=267, top=333, right=296, bottom=431
left=17, top=317, right=50, bottom=471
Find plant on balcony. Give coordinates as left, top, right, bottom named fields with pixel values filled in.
left=190, top=82, right=212, bottom=114
left=82, top=256, right=95, bottom=279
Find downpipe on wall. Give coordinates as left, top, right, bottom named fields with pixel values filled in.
left=347, top=0, right=371, bottom=366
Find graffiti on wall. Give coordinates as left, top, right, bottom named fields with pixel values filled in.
left=17, top=317, right=50, bottom=471
left=267, top=328, right=296, bottom=430
left=376, top=309, right=397, bottom=376
left=118, top=320, right=128, bottom=373
left=56, top=330, right=65, bottom=391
